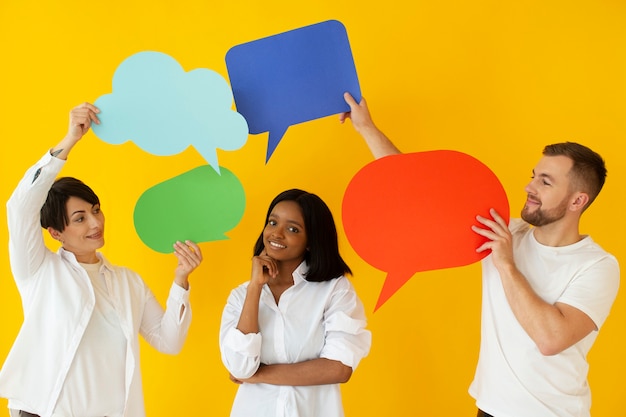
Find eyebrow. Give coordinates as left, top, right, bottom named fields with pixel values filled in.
left=533, top=169, right=556, bottom=182
left=69, top=204, right=99, bottom=217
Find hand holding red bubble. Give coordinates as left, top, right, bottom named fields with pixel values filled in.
left=342, top=151, right=510, bottom=311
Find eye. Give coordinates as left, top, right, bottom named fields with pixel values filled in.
left=93, top=206, right=101, bottom=214
left=288, top=226, right=299, bottom=233
left=268, top=219, right=277, bottom=226
left=75, top=216, right=84, bottom=223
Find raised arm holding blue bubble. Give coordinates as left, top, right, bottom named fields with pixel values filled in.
left=341, top=93, right=619, bottom=417
left=219, top=189, right=371, bottom=417
left=0, top=103, right=203, bottom=417
left=340, top=92, right=401, bottom=158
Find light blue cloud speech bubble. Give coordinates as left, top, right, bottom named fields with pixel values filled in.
left=92, top=51, right=248, bottom=173
left=226, top=20, right=361, bottom=163
left=134, top=164, right=246, bottom=253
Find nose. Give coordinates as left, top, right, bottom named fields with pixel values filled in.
left=270, top=229, right=284, bottom=238
left=524, top=178, right=537, bottom=195
left=88, top=214, right=102, bottom=228
left=265, top=224, right=283, bottom=239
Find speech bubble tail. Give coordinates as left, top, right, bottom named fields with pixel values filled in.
left=194, top=144, right=221, bottom=175
left=266, top=126, right=288, bottom=163
left=374, top=270, right=415, bottom=312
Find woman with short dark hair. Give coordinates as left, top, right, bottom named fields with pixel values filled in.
left=0, top=103, right=204, bottom=417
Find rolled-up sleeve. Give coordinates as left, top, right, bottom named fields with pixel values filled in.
left=219, top=286, right=263, bottom=379
left=320, top=279, right=372, bottom=370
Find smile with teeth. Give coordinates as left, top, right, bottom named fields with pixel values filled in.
left=269, top=241, right=286, bottom=249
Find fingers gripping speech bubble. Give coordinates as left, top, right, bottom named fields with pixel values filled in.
left=92, top=51, right=248, bottom=173
left=342, top=151, right=510, bottom=311
left=134, top=165, right=246, bottom=253
left=226, top=20, right=361, bottom=163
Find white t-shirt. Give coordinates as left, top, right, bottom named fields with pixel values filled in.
left=469, top=219, right=620, bottom=417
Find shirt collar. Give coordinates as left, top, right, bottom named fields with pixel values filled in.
left=292, top=261, right=310, bottom=285
left=58, top=247, right=114, bottom=272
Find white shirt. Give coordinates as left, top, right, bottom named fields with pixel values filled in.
left=220, top=262, right=371, bottom=417
left=469, top=219, right=620, bottom=417
left=0, top=152, right=192, bottom=417
left=54, top=260, right=126, bottom=417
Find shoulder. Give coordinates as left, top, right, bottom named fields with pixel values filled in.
left=317, top=275, right=356, bottom=296
left=228, top=281, right=252, bottom=299
left=508, top=218, right=532, bottom=236
left=579, top=238, right=620, bottom=273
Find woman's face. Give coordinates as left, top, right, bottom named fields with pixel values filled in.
left=54, top=196, right=105, bottom=263
left=263, top=200, right=307, bottom=266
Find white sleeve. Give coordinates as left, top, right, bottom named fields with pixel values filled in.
left=7, top=152, right=64, bottom=288
left=219, top=285, right=263, bottom=379
left=140, top=282, right=192, bottom=354
left=320, top=278, right=372, bottom=370
left=558, top=254, right=620, bottom=329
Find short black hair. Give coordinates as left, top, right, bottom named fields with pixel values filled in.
left=543, top=142, right=607, bottom=208
left=40, top=177, right=100, bottom=232
left=253, top=189, right=351, bottom=282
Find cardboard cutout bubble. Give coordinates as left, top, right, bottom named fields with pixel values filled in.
left=342, top=151, right=510, bottom=311
left=92, top=51, right=248, bottom=173
left=134, top=165, right=245, bottom=253
left=226, top=20, right=361, bottom=162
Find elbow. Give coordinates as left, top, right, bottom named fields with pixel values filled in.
left=337, top=365, right=353, bottom=384
left=536, top=338, right=568, bottom=356
left=222, top=357, right=260, bottom=380
left=160, top=342, right=185, bottom=355
left=152, top=334, right=186, bottom=355
left=229, top=366, right=258, bottom=380
left=538, top=345, right=561, bottom=357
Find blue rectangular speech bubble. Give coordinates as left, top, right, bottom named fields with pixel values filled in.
left=226, top=20, right=361, bottom=162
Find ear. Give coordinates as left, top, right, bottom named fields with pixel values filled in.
left=570, top=192, right=590, bottom=213
left=48, top=227, right=63, bottom=241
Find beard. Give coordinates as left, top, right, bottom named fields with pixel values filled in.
left=521, top=196, right=569, bottom=227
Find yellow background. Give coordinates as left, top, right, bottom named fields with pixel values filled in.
left=1, top=0, right=624, bottom=416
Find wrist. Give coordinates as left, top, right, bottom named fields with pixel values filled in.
left=174, top=277, right=190, bottom=290
left=247, top=282, right=264, bottom=296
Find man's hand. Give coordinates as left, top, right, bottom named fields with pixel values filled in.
left=472, top=208, right=515, bottom=272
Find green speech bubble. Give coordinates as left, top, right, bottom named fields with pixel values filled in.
left=134, top=165, right=245, bottom=253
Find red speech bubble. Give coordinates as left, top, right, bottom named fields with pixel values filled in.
left=342, top=151, right=509, bottom=311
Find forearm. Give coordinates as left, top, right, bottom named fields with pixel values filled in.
left=50, top=134, right=80, bottom=161
left=246, top=358, right=352, bottom=386
left=358, top=125, right=401, bottom=159
left=498, top=265, right=590, bottom=355
left=342, top=93, right=401, bottom=159
left=236, top=285, right=263, bottom=334
left=142, top=284, right=191, bottom=354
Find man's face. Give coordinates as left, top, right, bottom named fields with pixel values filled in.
left=521, top=155, right=575, bottom=227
